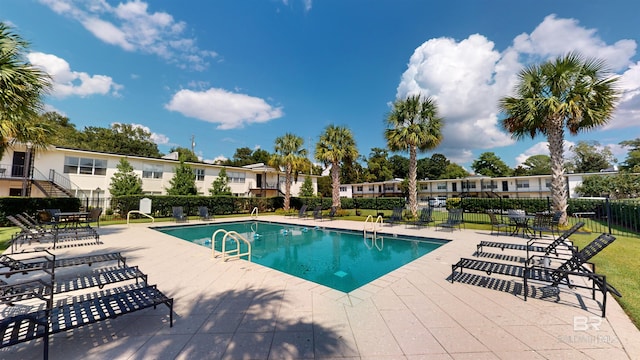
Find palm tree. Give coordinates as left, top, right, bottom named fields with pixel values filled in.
left=269, top=133, right=308, bottom=211
left=315, top=125, right=358, bottom=209
left=499, top=52, right=619, bottom=225
left=0, top=22, right=52, bottom=155
left=385, top=95, right=443, bottom=218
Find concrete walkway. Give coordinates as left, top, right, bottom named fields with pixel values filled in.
left=3, top=216, right=639, bottom=359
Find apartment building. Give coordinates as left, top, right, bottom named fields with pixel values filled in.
left=0, top=144, right=317, bottom=202
left=341, top=172, right=616, bottom=201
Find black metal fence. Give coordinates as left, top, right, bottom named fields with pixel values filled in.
left=456, top=197, right=640, bottom=238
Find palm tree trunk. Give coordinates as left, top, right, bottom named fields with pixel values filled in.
left=548, top=118, right=568, bottom=225
left=331, top=161, right=341, bottom=209
left=284, top=164, right=292, bottom=211
left=408, top=145, right=418, bottom=218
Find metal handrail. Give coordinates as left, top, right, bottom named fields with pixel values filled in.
left=212, top=229, right=252, bottom=262
left=250, top=207, right=258, bottom=219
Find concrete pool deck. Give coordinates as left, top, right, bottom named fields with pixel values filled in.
left=3, top=215, right=640, bottom=359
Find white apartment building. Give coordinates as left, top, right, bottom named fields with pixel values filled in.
left=0, top=144, right=317, bottom=202
left=340, top=172, right=617, bottom=201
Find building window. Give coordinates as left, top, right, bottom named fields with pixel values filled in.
left=64, top=156, right=106, bottom=175
left=142, top=164, right=163, bottom=179
left=194, top=168, right=205, bottom=181
left=356, top=186, right=363, bottom=192
left=481, top=183, right=497, bottom=190
left=420, top=184, right=429, bottom=191
left=228, top=171, right=245, bottom=183
left=384, top=185, right=394, bottom=191
left=545, top=180, right=552, bottom=188
left=339, top=186, right=347, bottom=192
left=462, top=182, right=477, bottom=190
left=368, top=186, right=374, bottom=191
left=437, top=183, right=447, bottom=190
left=516, top=180, right=530, bottom=189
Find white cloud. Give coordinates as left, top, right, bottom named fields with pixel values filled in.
left=165, top=88, right=284, bottom=130
left=281, top=0, right=312, bottom=12
left=397, top=15, right=638, bottom=164
left=515, top=141, right=576, bottom=165
left=113, top=122, right=170, bottom=145
left=203, top=155, right=227, bottom=164
left=512, top=14, right=636, bottom=71
left=39, top=0, right=217, bottom=70
left=27, top=52, right=122, bottom=98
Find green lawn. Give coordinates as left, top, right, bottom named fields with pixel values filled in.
left=2, top=211, right=638, bottom=330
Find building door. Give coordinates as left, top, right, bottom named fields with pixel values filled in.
left=256, top=174, right=263, bottom=188
left=12, top=151, right=26, bottom=177
left=452, top=182, right=457, bottom=192
left=502, top=181, right=509, bottom=192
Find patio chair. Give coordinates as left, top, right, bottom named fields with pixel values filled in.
left=488, top=212, right=511, bottom=236
left=387, top=207, right=404, bottom=226
left=297, top=204, right=308, bottom=219
left=529, top=212, right=553, bottom=238
left=477, top=222, right=584, bottom=258
left=172, top=206, right=188, bottom=223
left=452, top=233, right=620, bottom=317
left=436, top=208, right=463, bottom=231
left=312, top=206, right=323, bottom=221
left=83, top=208, right=102, bottom=228
left=198, top=206, right=213, bottom=221
left=326, top=206, right=337, bottom=220
left=412, top=207, right=434, bottom=228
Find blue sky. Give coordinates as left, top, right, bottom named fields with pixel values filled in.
left=4, top=0, right=640, bottom=170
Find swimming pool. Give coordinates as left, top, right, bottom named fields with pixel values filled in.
left=156, top=221, right=447, bottom=293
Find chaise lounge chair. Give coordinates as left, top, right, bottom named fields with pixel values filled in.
left=0, top=250, right=126, bottom=279
left=476, top=222, right=584, bottom=258
left=198, top=206, right=213, bottom=221
left=412, top=207, right=434, bottom=228
left=452, top=233, right=621, bottom=317
left=312, top=206, right=323, bottom=221
left=436, top=208, right=463, bottom=231
left=172, top=206, right=188, bottom=223
left=387, top=207, right=404, bottom=226
left=297, top=205, right=308, bottom=219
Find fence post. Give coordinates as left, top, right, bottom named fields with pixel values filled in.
left=605, top=196, right=612, bottom=235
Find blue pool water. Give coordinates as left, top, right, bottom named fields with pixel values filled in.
left=156, top=221, right=447, bottom=293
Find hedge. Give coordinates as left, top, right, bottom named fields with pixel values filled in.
left=0, top=197, right=82, bottom=226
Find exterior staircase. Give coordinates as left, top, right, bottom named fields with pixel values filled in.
left=32, top=179, right=74, bottom=197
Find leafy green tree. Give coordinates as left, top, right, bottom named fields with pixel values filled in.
left=385, top=95, right=443, bottom=217
left=389, top=155, right=409, bottom=179
left=252, top=148, right=272, bottom=164
left=612, top=172, right=640, bottom=199
left=39, top=112, right=81, bottom=147
left=500, top=52, right=619, bottom=224
left=339, top=155, right=365, bottom=184
left=109, top=158, right=143, bottom=196
left=75, top=124, right=162, bottom=157
left=567, top=141, right=616, bottom=173
left=423, top=153, right=450, bottom=180
left=619, top=138, right=640, bottom=171
left=299, top=176, right=315, bottom=197
left=166, top=159, right=198, bottom=195
left=521, top=154, right=551, bottom=175
left=269, top=133, right=308, bottom=211
left=0, top=22, right=52, bottom=158
left=441, top=163, right=469, bottom=179
left=316, top=176, right=332, bottom=198
left=315, top=125, right=358, bottom=209
left=471, top=152, right=512, bottom=177
left=574, top=175, right=614, bottom=197
left=169, top=146, right=199, bottom=162
left=365, top=148, right=393, bottom=182
left=210, top=168, right=232, bottom=195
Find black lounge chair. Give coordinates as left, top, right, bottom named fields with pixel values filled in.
left=326, top=206, right=337, bottom=220
left=387, top=207, right=404, bottom=226
left=312, top=206, right=323, bottom=221
left=412, top=207, right=434, bottom=228
left=452, top=233, right=620, bottom=317
left=297, top=205, right=309, bottom=219
left=198, top=206, right=213, bottom=221
left=488, top=212, right=511, bottom=236
left=436, top=209, right=463, bottom=231
left=477, top=222, right=584, bottom=258
left=172, top=206, right=188, bottom=222
left=1, top=251, right=126, bottom=279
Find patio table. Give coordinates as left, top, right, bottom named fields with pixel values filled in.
left=508, top=215, right=535, bottom=238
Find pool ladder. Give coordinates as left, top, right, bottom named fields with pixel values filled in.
left=364, top=215, right=384, bottom=238
left=212, top=229, right=252, bottom=262
left=250, top=207, right=258, bottom=219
